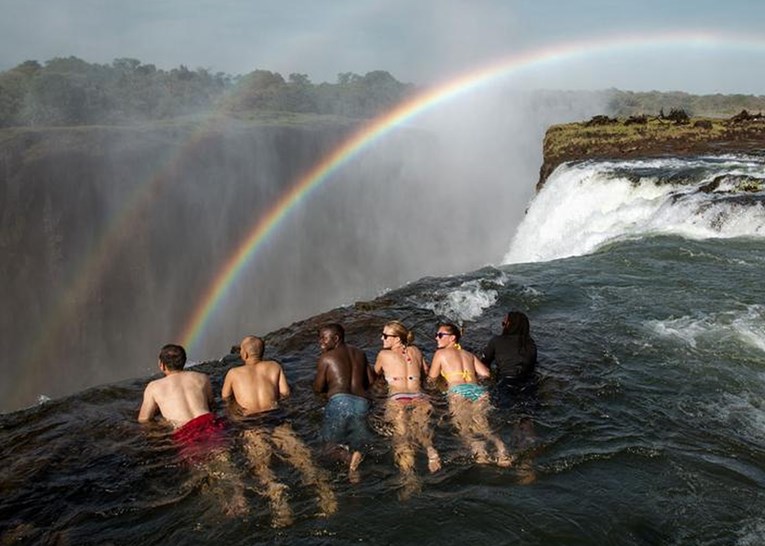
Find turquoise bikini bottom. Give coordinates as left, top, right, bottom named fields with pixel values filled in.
left=448, top=383, right=488, bottom=403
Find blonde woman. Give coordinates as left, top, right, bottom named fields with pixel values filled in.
left=373, top=321, right=441, bottom=486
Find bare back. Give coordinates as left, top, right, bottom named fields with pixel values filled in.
left=222, top=360, right=289, bottom=415
left=374, top=346, right=426, bottom=395
left=429, top=347, right=490, bottom=386
left=138, top=370, right=212, bottom=428
left=314, top=344, right=372, bottom=398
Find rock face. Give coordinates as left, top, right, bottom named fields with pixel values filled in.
left=0, top=118, right=359, bottom=411
left=538, top=111, right=765, bottom=190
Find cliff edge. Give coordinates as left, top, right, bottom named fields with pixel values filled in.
left=538, top=111, right=765, bottom=191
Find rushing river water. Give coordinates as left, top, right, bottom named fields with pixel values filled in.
left=2, top=155, right=764, bottom=545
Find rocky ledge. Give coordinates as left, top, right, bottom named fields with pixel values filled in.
left=538, top=110, right=765, bottom=190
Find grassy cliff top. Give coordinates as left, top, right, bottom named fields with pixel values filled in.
left=539, top=112, right=765, bottom=190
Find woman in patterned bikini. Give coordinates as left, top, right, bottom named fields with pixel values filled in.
left=373, top=320, right=441, bottom=492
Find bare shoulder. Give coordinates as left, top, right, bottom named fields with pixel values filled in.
left=408, top=345, right=424, bottom=358
left=350, top=345, right=368, bottom=364
left=188, top=370, right=210, bottom=382
left=376, top=350, right=395, bottom=366
left=144, top=377, right=160, bottom=393
left=317, top=350, right=336, bottom=365
left=225, top=365, right=243, bottom=377
left=263, top=359, right=285, bottom=374
left=348, top=345, right=365, bottom=357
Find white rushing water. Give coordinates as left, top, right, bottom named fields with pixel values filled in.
left=503, top=155, right=765, bottom=264
left=643, top=304, right=765, bottom=353
left=414, top=279, right=499, bottom=323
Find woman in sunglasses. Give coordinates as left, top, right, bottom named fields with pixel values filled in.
left=373, top=320, right=441, bottom=493
left=428, top=322, right=513, bottom=467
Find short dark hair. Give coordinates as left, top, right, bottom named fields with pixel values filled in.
left=321, top=323, right=345, bottom=342
left=159, top=344, right=186, bottom=371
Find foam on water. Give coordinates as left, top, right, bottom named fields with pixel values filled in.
left=645, top=315, right=713, bottom=349
left=504, top=156, right=765, bottom=264
left=645, top=305, right=765, bottom=354
left=730, top=305, right=765, bottom=353
left=415, top=279, right=498, bottom=323
left=717, top=389, right=765, bottom=444
left=737, top=517, right=765, bottom=546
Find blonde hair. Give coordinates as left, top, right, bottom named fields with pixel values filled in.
left=384, top=320, right=415, bottom=346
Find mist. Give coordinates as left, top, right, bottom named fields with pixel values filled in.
left=5, top=1, right=761, bottom=414
left=0, top=84, right=608, bottom=413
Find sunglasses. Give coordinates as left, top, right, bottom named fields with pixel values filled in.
left=435, top=332, right=452, bottom=339
left=381, top=333, right=397, bottom=339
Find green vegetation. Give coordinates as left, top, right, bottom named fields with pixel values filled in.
left=2, top=55, right=764, bottom=129
left=539, top=112, right=765, bottom=187
left=0, top=56, right=414, bottom=127
left=544, top=116, right=726, bottom=158
left=606, top=89, right=765, bottom=117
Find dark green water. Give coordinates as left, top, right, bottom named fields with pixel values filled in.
left=1, top=234, right=763, bottom=545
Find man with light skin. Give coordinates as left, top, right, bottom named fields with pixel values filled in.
left=138, top=343, right=246, bottom=516
left=313, top=323, right=376, bottom=476
left=222, top=335, right=289, bottom=414
left=139, top=343, right=220, bottom=442
left=428, top=323, right=513, bottom=467
left=222, top=335, right=336, bottom=527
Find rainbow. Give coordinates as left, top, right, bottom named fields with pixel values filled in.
left=179, top=29, right=764, bottom=353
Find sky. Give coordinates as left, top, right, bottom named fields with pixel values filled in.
left=2, top=0, right=765, bottom=95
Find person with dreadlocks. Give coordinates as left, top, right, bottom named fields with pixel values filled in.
left=480, top=311, right=537, bottom=384
left=480, top=311, right=539, bottom=484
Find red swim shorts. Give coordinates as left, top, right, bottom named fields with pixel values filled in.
left=172, top=413, right=227, bottom=464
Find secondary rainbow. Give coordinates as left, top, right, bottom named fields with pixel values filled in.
left=180, top=29, right=762, bottom=353
left=22, top=120, right=228, bottom=391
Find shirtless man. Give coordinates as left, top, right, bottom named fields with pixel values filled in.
left=428, top=323, right=513, bottom=467
left=222, top=335, right=335, bottom=526
left=222, top=335, right=289, bottom=414
left=138, top=343, right=225, bottom=457
left=138, top=344, right=246, bottom=515
left=313, top=323, right=375, bottom=476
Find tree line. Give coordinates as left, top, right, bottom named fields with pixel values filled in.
left=2, top=56, right=764, bottom=128
left=606, top=89, right=765, bottom=118
left=0, top=56, right=415, bottom=127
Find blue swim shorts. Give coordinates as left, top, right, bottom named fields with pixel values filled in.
left=321, top=393, right=372, bottom=450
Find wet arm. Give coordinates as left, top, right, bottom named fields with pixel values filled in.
left=361, top=351, right=376, bottom=386
left=473, top=355, right=491, bottom=380
left=221, top=371, right=233, bottom=402
left=520, top=342, right=538, bottom=376
left=278, top=367, right=291, bottom=399
left=204, top=376, right=215, bottom=410
left=373, top=354, right=385, bottom=376
left=313, top=358, right=328, bottom=393
left=480, top=340, right=495, bottom=365
left=427, top=353, right=442, bottom=382
left=137, top=385, right=158, bottom=423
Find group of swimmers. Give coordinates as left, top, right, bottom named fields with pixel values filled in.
left=137, top=311, right=537, bottom=525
